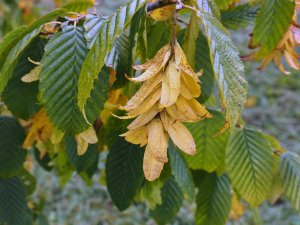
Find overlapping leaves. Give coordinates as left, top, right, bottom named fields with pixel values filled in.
left=194, top=172, right=231, bottom=225
left=252, top=0, right=295, bottom=56
left=195, top=5, right=248, bottom=127
left=185, top=109, right=229, bottom=172
left=40, top=26, right=109, bottom=134
left=77, top=0, right=147, bottom=116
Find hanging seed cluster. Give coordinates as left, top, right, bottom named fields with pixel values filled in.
left=120, top=42, right=212, bottom=181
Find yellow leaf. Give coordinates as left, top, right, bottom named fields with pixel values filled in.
left=148, top=0, right=175, bottom=21
left=230, top=193, right=245, bottom=220
left=79, top=126, right=98, bottom=144
left=75, top=135, right=89, bottom=156
left=23, top=109, right=53, bottom=149
left=21, top=65, right=41, bottom=83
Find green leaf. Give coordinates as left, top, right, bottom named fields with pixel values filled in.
left=2, top=37, right=46, bottom=120
left=84, top=14, right=105, bottom=49
left=214, top=0, right=235, bottom=11
left=195, top=10, right=248, bottom=126
left=65, top=136, right=98, bottom=173
left=0, top=26, right=27, bottom=68
left=185, top=109, right=229, bottom=172
left=106, top=6, right=146, bottom=89
left=195, top=32, right=215, bottom=103
left=40, top=26, right=109, bottom=134
left=77, top=0, right=147, bottom=115
left=280, top=152, right=300, bottom=212
left=263, top=134, right=285, bottom=204
left=106, top=137, right=144, bottom=211
left=226, top=127, right=273, bottom=206
left=195, top=173, right=231, bottom=225
left=150, top=176, right=183, bottom=225
left=221, top=2, right=260, bottom=30
left=147, top=19, right=173, bottom=59
left=182, top=13, right=200, bottom=69
left=0, top=178, right=27, bottom=225
left=85, top=66, right=110, bottom=123
left=40, top=26, right=88, bottom=134
left=98, top=111, right=131, bottom=147
left=196, top=0, right=220, bottom=19
left=0, top=117, right=26, bottom=178
left=169, top=143, right=195, bottom=201
left=62, top=0, right=94, bottom=12
left=33, top=148, right=53, bottom=172
left=136, top=180, right=164, bottom=210
left=252, top=0, right=294, bottom=56
left=0, top=28, right=41, bottom=93
left=18, top=169, right=36, bottom=196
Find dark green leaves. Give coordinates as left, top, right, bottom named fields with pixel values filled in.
left=40, top=26, right=88, bottom=134
left=0, top=117, right=26, bottom=178
left=280, top=152, right=300, bottom=212
left=195, top=173, right=231, bottom=225
left=65, top=136, right=98, bottom=173
left=0, top=28, right=41, bottom=93
left=150, top=177, right=183, bottom=225
left=185, top=110, right=229, bottom=172
left=77, top=0, right=147, bottom=115
left=226, top=127, right=273, bottom=206
left=106, top=137, right=144, bottom=211
left=2, top=37, right=46, bottom=120
left=252, top=0, right=295, bottom=56
left=195, top=8, right=248, bottom=127
left=0, top=178, right=27, bottom=225
left=169, top=144, right=195, bottom=201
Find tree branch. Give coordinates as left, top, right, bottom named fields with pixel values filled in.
left=146, top=0, right=177, bottom=13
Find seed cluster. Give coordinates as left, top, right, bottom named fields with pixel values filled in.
left=120, top=42, right=212, bottom=181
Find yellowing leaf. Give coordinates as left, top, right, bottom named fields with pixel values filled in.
left=75, top=135, right=89, bottom=156
left=21, top=65, right=41, bottom=83
left=23, top=109, right=53, bottom=148
left=79, top=126, right=98, bottom=144
left=230, top=193, right=245, bottom=220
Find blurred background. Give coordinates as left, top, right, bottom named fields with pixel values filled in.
left=0, top=0, right=300, bottom=224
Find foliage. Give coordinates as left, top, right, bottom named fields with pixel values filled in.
left=0, top=0, right=300, bottom=224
